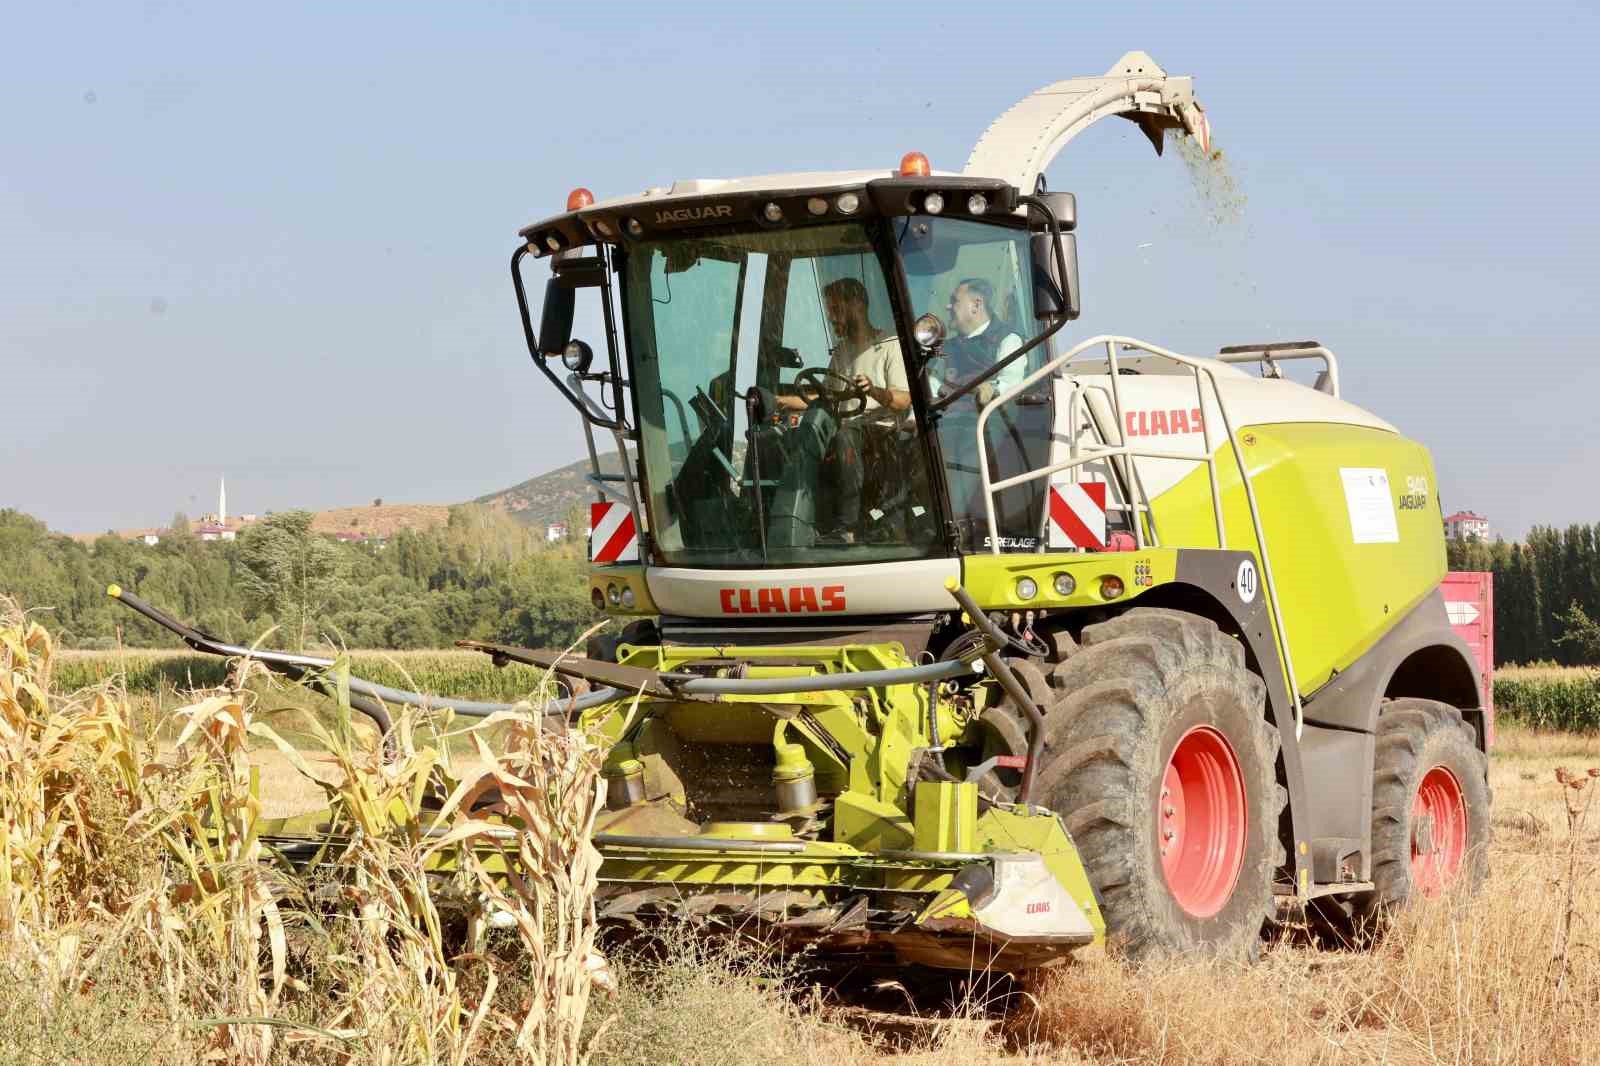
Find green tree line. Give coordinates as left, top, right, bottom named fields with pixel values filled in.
left=1448, top=523, right=1600, bottom=666
left=0, top=506, right=598, bottom=652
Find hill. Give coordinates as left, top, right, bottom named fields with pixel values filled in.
left=474, top=452, right=620, bottom=528
left=309, top=503, right=450, bottom=538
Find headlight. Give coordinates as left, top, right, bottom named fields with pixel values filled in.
left=967, top=192, right=988, bottom=215
left=620, top=586, right=636, bottom=609
left=762, top=202, right=784, bottom=222
left=625, top=217, right=644, bottom=237
left=562, top=340, right=594, bottom=374
left=1100, top=576, right=1125, bottom=600
left=912, top=313, right=946, bottom=349
left=606, top=584, right=621, bottom=606
left=591, top=587, right=605, bottom=610
left=835, top=192, right=860, bottom=214
left=923, top=191, right=945, bottom=215
left=1053, top=572, right=1076, bottom=597
left=806, top=197, right=829, bottom=216
left=1015, top=576, right=1038, bottom=600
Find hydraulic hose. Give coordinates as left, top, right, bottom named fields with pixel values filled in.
left=944, top=579, right=1046, bottom=806
left=671, top=657, right=976, bottom=696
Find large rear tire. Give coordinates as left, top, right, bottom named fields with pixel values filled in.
left=1035, top=608, right=1285, bottom=962
left=1358, top=698, right=1490, bottom=920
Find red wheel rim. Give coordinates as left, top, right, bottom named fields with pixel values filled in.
left=1159, top=725, right=1248, bottom=918
left=1410, top=766, right=1467, bottom=897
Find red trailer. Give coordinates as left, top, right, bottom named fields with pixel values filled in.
left=1443, top=570, right=1494, bottom=744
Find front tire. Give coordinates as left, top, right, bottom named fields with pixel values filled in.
left=1359, top=698, right=1491, bottom=919
left=1035, top=609, right=1285, bottom=962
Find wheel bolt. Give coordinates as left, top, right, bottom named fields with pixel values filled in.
left=1162, top=828, right=1175, bottom=841
left=1164, top=805, right=1176, bottom=817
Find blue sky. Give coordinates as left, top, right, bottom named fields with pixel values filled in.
left=4, top=1, right=1596, bottom=537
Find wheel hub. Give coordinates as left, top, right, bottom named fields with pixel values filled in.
left=1410, top=766, right=1467, bottom=896
left=1158, top=725, right=1248, bottom=919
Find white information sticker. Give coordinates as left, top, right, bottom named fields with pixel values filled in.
left=1340, top=468, right=1399, bottom=544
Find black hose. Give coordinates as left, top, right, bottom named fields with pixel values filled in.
left=945, top=581, right=1046, bottom=806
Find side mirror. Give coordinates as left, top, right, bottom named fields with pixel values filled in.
left=539, top=279, right=576, bottom=356
left=1032, top=231, right=1081, bottom=322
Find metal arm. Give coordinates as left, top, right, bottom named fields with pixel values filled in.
left=511, top=245, right=625, bottom=432
left=105, top=586, right=607, bottom=733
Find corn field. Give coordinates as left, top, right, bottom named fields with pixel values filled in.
left=2, top=600, right=611, bottom=1066
left=16, top=622, right=1600, bottom=1064
left=1495, top=664, right=1600, bottom=732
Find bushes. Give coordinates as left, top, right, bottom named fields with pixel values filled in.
left=1495, top=665, right=1600, bottom=732
left=0, top=504, right=600, bottom=653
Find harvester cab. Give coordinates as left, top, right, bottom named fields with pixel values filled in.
left=109, top=51, right=1490, bottom=980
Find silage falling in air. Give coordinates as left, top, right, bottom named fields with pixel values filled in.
left=1171, top=129, right=1260, bottom=312
left=1175, top=132, right=1247, bottom=229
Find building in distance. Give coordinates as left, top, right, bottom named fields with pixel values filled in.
left=1444, top=510, right=1490, bottom=542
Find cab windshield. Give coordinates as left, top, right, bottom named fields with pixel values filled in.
left=624, top=222, right=942, bottom=567
left=898, top=216, right=1052, bottom=551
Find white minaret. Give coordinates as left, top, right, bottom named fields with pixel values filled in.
left=219, top=476, right=227, bottom=525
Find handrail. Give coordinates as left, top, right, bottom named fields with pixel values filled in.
left=574, top=388, right=647, bottom=547
left=1216, top=343, right=1340, bottom=398
left=973, top=334, right=1305, bottom=738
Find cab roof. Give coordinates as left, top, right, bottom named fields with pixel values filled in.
left=516, top=167, right=1017, bottom=258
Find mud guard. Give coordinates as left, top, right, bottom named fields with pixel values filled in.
left=1166, top=550, right=1316, bottom=895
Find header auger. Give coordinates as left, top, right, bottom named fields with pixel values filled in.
left=114, top=50, right=1492, bottom=978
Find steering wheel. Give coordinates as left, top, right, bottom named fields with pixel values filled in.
left=795, top=366, right=869, bottom=418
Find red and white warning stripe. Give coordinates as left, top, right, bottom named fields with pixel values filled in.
left=1047, top=481, right=1107, bottom=551
left=590, top=501, right=639, bottom=564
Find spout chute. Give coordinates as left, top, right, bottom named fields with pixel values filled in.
left=963, top=50, right=1211, bottom=192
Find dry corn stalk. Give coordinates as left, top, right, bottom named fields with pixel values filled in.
left=424, top=702, right=613, bottom=1066
left=134, top=681, right=303, bottom=1064
left=1, top=600, right=154, bottom=990
left=249, top=658, right=497, bottom=1065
